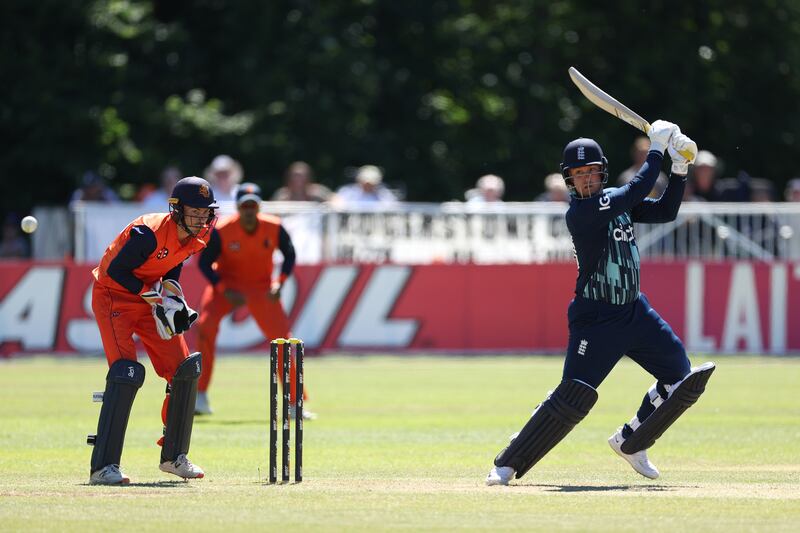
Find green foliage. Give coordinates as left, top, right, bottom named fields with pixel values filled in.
left=1, top=0, right=799, bottom=214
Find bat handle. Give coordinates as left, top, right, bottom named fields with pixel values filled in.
left=643, top=122, right=695, bottom=161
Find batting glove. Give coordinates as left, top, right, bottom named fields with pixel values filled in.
left=647, top=120, right=679, bottom=155
left=667, top=133, right=698, bottom=175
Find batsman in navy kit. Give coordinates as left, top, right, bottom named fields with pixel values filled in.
left=487, top=120, right=715, bottom=485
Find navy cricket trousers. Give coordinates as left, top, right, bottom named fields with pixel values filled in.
left=562, top=293, right=691, bottom=389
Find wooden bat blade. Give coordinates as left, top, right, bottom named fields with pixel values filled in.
left=568, top=67, right=696, bottom=161
left=568, top=67, right=650, bottom=133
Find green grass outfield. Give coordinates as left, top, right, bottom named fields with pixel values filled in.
left=0, top=355, right=798, bottom=532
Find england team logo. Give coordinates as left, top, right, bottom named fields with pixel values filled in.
left=578, top=339, right=589, bottom=356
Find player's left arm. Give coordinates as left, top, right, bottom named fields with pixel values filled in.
left=632, top=132, right=696, bottom=223
left=270, top=225, right=296, bottom=300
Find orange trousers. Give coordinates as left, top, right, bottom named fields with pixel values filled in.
left=196, top=284, right=304, bottom=401
left=92, top=282, right=191, bottom=425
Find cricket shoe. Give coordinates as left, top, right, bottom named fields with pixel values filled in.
left=485, top=465, right=516, bottom=486
left=194, top=391, right=213, bottom=415
left=159, top=454, right=205, bottom=479
left=89, top=464, right=130, bottom=485
left=608, top=429, right=660, bottom=479
left=288, top=404, right=317, bottom=420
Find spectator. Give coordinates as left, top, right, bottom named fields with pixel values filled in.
left=70, top=171, right=120, bottom=205
left=748, top=178, right=775, bottom=202
left=334, top=165, right=398, bottom=206
left=271, top=161, right=334, bottom=202
left=142, top=166, right=182, bottom=209
left=466, top=174, right=505, bottom=203
left=204, top=155, right=243, bottom=203
left=690, top=150, right=723, bottom=202
left=535, top=173, right=570, bottom=202
left=681, top=171, right=706, bottom=202
left=716, top=170, right=774, bottom=202
left=617, top=136, right=668, bottom=199
left=0, top=213, right=30, bottom=259
left=785, top=178, right=800, bottom=202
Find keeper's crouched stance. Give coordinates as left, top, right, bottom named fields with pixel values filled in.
left=87, top=177, right=216, bottom=485
left=487, top=121, right=715, bottom=486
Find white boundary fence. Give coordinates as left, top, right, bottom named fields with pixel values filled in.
left=68, top=202, right=800, bottom=263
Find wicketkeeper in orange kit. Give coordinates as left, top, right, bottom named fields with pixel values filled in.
left=88, top=176, right=217, bottom=485
left=196, top=182, right=314, bottom=419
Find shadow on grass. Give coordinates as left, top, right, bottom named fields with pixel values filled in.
left=126, top=480, right=191, bottom=488
left=80, top=480, right=190, bottom=488
left=529, top=484, right=683, bottom=493
left=194, top=418, right=265, bottom=426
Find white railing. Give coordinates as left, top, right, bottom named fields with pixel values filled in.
left=69, top=201, right=800, bottom=263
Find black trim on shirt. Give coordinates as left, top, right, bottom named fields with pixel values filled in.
left=278, top=225, right=296, bottom=277
left=198, top=228, right=222, bottom=285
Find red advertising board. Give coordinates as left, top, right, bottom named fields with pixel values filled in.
left=1, top=261, right=798, bottom=355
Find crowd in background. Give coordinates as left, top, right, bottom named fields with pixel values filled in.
left=2, top=143, right=800, bottom=259
left=69, top=143, right=800, bottom=209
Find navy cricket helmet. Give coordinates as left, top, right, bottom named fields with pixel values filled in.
left=168, top=176, right=218, bottom=236
left=560, top=138, right=609, bottom=198
left=169, top=176, right=219, bottom=209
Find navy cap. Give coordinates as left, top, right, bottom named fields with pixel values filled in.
left=169, top=176, right=218, bottom=208
left=236, top=182, right=262, bottom=205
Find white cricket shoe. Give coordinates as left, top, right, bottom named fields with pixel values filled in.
left=159, top=454, right=205, bottom=479
left=288, top=404, right=318, bottom=420
left=194, top=392, right=213, bottom=415
left=608, top=429, right=660, bottom=479
left=89, top=464, right=130, bottom=485
left=485, top=465, right=516, bottom=486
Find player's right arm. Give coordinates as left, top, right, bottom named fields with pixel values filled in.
left=106, top=226, right=158, bottom=294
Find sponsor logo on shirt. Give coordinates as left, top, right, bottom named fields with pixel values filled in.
left=613, top=225, right=635, bottom=242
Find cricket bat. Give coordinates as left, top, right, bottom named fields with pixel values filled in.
left=568, top=66, right=696, bottom=161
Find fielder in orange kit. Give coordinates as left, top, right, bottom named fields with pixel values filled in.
left=196, top=183, right=315, bottom=419
left=88, top=176, right=217, bottom=485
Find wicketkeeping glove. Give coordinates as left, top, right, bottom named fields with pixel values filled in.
left=141, top=281, right=198, bottom=340
left=667, top=132, right=698, bottom=175
left=161, top=280, right=199, bottom=331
